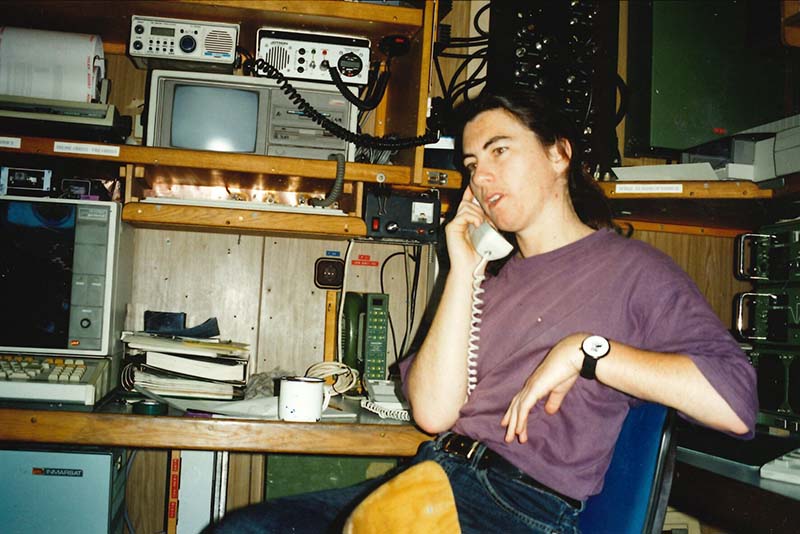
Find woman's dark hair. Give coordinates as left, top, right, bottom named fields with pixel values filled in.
left=454, top=89, right=614, bottom=231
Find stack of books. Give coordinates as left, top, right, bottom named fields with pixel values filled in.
left=120, top=332, right=249, bottom=400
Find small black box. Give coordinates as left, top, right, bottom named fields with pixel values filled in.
left=364, top=189, right=440, bottom=242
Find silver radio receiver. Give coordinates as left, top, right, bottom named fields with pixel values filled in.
left=256, top=27, right=370, bottom=86
left=129, top=15, right=239, bottom=72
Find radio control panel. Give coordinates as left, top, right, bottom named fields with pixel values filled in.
left=129, top=15, right=238, bottom=71
left=256, top=27, right=370, bottom=86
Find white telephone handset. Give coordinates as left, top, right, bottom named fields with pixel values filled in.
left=468, top=221, right=514, bottom=259
left=466, top=221, right=512, bottom=396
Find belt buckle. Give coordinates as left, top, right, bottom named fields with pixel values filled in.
left=442, top=434, right=481, bottom=461
left=465, top=439, right=480, bottom=460
left=441, top=434, right=456, bottom=452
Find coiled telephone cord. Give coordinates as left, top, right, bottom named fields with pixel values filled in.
left=360, top=398, right=411, bottom=421
left=467, top=256, right=490, bottom=396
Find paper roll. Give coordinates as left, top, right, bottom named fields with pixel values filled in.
left=0, top=26, right=105, bottom=103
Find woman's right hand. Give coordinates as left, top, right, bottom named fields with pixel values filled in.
left=445, top=186, right=488, bottom=275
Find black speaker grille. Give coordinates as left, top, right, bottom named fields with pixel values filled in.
left=263, top=45, right=291, bottom=72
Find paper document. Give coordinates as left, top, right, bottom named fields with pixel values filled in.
left=166, top=395, right=357, bottom=420
left=121, top=332, right=249, bottom=358
left=612, top=162, right=720, bottom=181
left=0, top=26, right=105, bottom=102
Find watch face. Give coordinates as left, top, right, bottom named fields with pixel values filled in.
left=582, top=335, right=610, bottom=358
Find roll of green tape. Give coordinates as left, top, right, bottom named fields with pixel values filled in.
left=132, top=399, right=168, bottom=415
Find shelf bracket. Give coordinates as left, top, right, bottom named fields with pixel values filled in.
left=426, top=170, right=449, bottom=186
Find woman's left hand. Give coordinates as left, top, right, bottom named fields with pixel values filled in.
left=501, top=333, right=586, bottom=443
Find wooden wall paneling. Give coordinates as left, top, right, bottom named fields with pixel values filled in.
left=126, top=452, right=266, bottom=527
left=631, top=230, right=752, bottom=329
left=104, top=53, right=147, bottom=132
left=128, top=228, right=265, bottom=355
left=324, top=290, right=339, bottom=361
left=124, top=449, right=167, bottom=534
left=259, top=237, right=347, bottom=374
left=258, top=238, right=434, bottom=376
left=225, top=453, right=265, bottom=512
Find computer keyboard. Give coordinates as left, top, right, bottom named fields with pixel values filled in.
left=0, top=354, right=111, bottom=406
left=761, top=447, right=800, bottom=485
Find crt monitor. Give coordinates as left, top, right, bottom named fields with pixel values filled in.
left=172, top=84, right=260, bottom=153
left=0, top=196, right=131, bottom=357
left=146, top=69, right=356, bottom=161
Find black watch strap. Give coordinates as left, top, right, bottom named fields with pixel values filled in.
left=580, top=355, right=599, bottom=380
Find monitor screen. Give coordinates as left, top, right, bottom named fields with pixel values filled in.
left=171, top=85, right=259, bottom=153
left=0, top=201, right=77, bottom=349
left=0, top=197, right=127, bottom=356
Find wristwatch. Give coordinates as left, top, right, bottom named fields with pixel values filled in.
left=579, top=335, right=610, bottom=380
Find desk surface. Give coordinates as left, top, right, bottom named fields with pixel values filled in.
left=0, top=407, right=432, bottom=456
left=671, top=425, right=799, bottom=534
left=675, top=423, right=800, bottom=501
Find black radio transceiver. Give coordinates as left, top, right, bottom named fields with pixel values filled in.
left=364, top=189, right=440, bottom=243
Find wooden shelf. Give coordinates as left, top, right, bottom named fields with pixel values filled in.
left=612, top=219, right=751, bottom=238
left=0, top=135, right=425, bottom=186
left=3, top=0, right=426, bottom=52
left=122, top=201, right=367, bottom=238
left=0, top=408, right=429, bottom=456
left=0, top=0, right=446, bottom=239
left=598, top=180, right=773, bottom=200
left=3, top=0, right=439, bottom=186
left=597, top=180, right=782, bottom=233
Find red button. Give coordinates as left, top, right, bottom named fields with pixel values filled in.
left=372, top=218, right=380, bottom=231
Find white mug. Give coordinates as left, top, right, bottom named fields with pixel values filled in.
left=278, top=376, right=331, bottom=422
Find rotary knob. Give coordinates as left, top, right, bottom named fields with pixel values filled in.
left=179, top=35, right=196, bottom=53
left=385, top=221, right=399, bottom=233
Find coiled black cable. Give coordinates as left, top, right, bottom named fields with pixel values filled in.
left=327, top=63, right=390, bottom=111
left=244, top=56, right=439, bottom=150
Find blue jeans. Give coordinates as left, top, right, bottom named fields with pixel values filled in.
left=203, top=440, right=582, bottom=534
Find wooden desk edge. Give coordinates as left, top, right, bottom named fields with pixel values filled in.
left=0, top=409, right=431, bottom=457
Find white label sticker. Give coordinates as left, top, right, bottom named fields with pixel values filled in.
left=53, top=142, right=120, bottom=157
left=0, top=137, right=22, bottom=149
left=614, top=183, right=684, bottom=194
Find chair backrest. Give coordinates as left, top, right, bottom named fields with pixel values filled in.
left=579, top=402, right=677, bottom=534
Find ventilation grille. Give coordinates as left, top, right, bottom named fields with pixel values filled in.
left=204, top=30, right=234, bottom=54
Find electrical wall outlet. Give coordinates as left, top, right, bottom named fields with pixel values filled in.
left=314, top=258, right=344, bottom=289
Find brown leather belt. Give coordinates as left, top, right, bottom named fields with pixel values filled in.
left=439, top=432, right=581, bottom=509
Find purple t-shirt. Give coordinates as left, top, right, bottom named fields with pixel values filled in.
left=401, top=228, right=757, bottom=501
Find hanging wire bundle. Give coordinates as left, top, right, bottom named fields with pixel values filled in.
left=432, top=3, right=489, bottom=112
